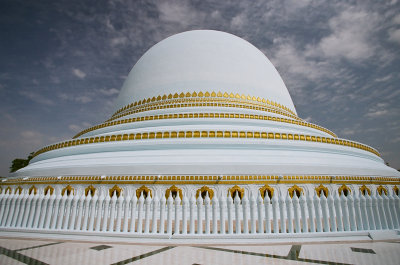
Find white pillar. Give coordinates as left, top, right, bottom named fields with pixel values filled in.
left=360, top=194, right=369, bottom=230
left=219, top=194, right=226, bottom=234
left=123, top=193, right=131, bottom=233
left=44, top=193, right=56, bottom=229
left=82, top=193, right=91, bottom=231
left=227, top=195, right=233, bottom=234
left=130, top=194, right=138, bottom=233
left=347, top=193, right=357, bottom=231
left=286, top=192, right=293, bottom=233
left=234, top=192, right=241, bottom=234
left=242, top=194, right=249, bottom=234
left=376, top=192, right=387, bottom=229
left=293, top=193, right=301, bottom=233
left=151, top=194, right=159, bottom=234
left=88, top=193, right=98, bottom=231
left=257, top=192, right=264, bottom=234
left=189, top=195, right=196, bottom=234
left=353, top=192, right=363, bottom=231
left=204, top=192, right=210, bottom=234
left=95, top=191, right=105, bottom=232
left=327, top=193, right=337, bottom=232
left=279, top=192, right=286, bottom=233
left=62, top=193, right=73, bottom=230
left=69, top=192, right=79, bottom=230
left=212, top=194, right=219, bottom=234
left=388, top=193, right=399, bottom=228
left=272, top=191, right=279, bottom=233
left=101, top=192, right=111, bottom=232
left=174, top=194, right=181, bottom=234
left=137, top=192, right=145, bottom=233
left=38, top=192, right=50, bottom=229
left=197, top=194, right=203, bottom=234
left=159, top=195, right=166, bottom=234
left=334, top=191, right=343, bottom=231
left=371, top=192, right=381, bottom=229
left=166, top=193, right=173, bottom=235
left=144, top=194, right=152, bottom=234
left=299, top=192, right=308, bottom=233
left=366, top=193, right=376, bottom=230
left=313, top=192, right=322, bottom=232
left=182, top=195, right=188, bottom=234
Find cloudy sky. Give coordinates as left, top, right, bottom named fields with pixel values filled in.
left=0, top=0, right=399, bottom=176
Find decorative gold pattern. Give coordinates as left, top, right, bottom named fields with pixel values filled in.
left=73, top=112, right=336, bottom=139
left=165, top=185, right=183, bottom=200
left=377, top=185, right=388, bottom=196
left=85, top=185, right=96, bottom=197
left=15, top=186, right=22, bottom=195
left=28, top=185, right=37, bottom=195
left=136, top=185, right=152, bottom=199
left=359, top=185, right=371, bottom=196
left=259, top=184, right=274, bottom=199
left=61, top=185, right=74, bottom=196
left=112, top=91, right=297, bottom=119
left=394, top=185, right=399, bottom=196
left=33, top=129, right=380, bottom=158
left=5, top=186, right=11, bottom=194
left=288, top=185, right=303, bottom=198
left=315, top=184, right=329, bottom=197
left=196, top=186, right=214, bottom=200
left=228, top=185, right=244, bottom=199
left=109, top=185, right=122, bottom=197
left=44, top=185, right=54, bottom=196
left=338, top=184, right=351, bottom=196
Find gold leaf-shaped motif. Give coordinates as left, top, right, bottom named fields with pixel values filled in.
left=205, top=91, right=210, bottom=97
left=162, top=94, right=167, bottom=100
left=185, top=92, right=191, bottom=97
left=198, top=91, right=204, bottom=97
left=217, top=91, right=222, bottom=97
left=179, top=92, right=185, bottom=98
left=211, top=91, right=216, bottom=97
left=235, top=93, right=240, bottom=99
left=223, top=92, right=229, bottom=98
left=192, top=91, right=197, bottom=97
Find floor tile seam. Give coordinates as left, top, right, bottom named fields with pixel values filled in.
left=0, top=246, right=49, bottom=265
left=110, top=246, right=176, bottom=265
left=15, top=241, right=64, bottom=251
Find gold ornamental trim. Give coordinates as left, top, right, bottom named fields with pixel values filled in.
left=359, top=185, right=371, bottom=196
left=112, top=91, right=297, bottom=119
left=394, top=185, right=399, bottom=196
left=377, top=185, right=388, bottom=196
left=44, top=185, right=54, bottom=196
left=33, top=130, right=380, bottom=159
left=85, top=184, right=96, bottom=197
left=259, top=184, right=274, bottom=199
left=109, top=185, right=122, bottom=197
left=315, top=184, right=329, bottom=197
left=61, top=185, right=74, bottom=196
left=196, top=186, right=214, bottom=200
left=28, top=185, right=37, bottom=195
left=165, top=185, right=182, bottom=200
left=288, top=184, right=303, bottom=198
left=228, top=185, right=244, bottom=199
left=136, top=185, right=152, bottom=199
left=73, top=112, right=336, bottom=139
left=338, top=184, right=351, bottom=196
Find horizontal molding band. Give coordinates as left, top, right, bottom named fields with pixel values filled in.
left=113, top=90, right=297, bottom=118
left=108, top=96, right=300, bottom=123
left=74, top=112, right=337, bottom=139
left=34, top=130, right=380, bottom=158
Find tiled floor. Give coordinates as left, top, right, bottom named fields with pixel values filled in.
left=0, top=237, right=399, bottom=265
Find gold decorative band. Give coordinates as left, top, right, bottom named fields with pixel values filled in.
left=73, top=112, right=336, bottom=139
left=112, top=91, right=297, bottom=119
left=2, top=175, right=399, bottom=187
left=34, top=129, right=379, bottom=158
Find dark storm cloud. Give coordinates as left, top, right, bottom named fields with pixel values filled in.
left=0, top=0, right=399, bottom=176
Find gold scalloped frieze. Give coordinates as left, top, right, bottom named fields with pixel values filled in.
left=61, top=185, right=74, bottom=196
left=136, top=185, right=152, bottom=199
left=288, top=185, right=303, bottom=198
left=44, top=185, right=54, bottom=196
left=359, top=185, right=371, bottom=196
left=228, top=185, right=244, bottom=199
left=377, top=185, right=388, bottom=196
left=109, top=185, right=122, bottom=197
left=259, top=184, right=274, bottom=199
left=29, top=185, right=37, bottom=195
left=196, top=186, right=214, bottom=200
left=338, top=184, right=351, bottom=196
left=315, top=184, right=329, bottom=197
left=85, top=185, right=96, bottom=197
left=165, top=185, right=182, bottom=200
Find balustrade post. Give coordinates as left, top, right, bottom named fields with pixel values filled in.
left=313, top=192, right=322, bottom=232
left=320, top=193, right=330, bottom=232
left=62, top=193, right=73, bottom=230
left=376, top=192, right=387, bottom=229
left=166, top=194, right=173, bottom=235
left=286, top=192, right=293, bottom=233
left=382, top=193, right=393, bottom=229
left=272, top=191, right=279, bottom=233
left=212, top=194, right=218, bottom=234
left=0, top=193, right=7, bottom=225
left=174, top=194, right=181, bottom=234
left=38, top=192, right=50, bottom=229
left=159, top=195, right=166, bottom=234
left=101, top=193, right=111, bottom=232
left=56, top=193, right=67, bottom=230
left=82, top=193, right=91, bottom=231
left=388, top=193, right=399, bottom=228
left=371, top=192, right=382, bottom=229
left=137, top=192, right=145, bottom=233
left=130, top=194, right=138, bottom=233
left=334, top=191, right=343, bottom=231
left=250, top=193, right=256, bottom=234
left=95, top=192, right=105, bottom=232
left=327, top=193, right=337, bottom=232
left=88, top=193, right=98, bottom=231
left=144, top=194, right=152, bottom=234
left=189, top=195, right=195, bottom=234
left=242, top=194, right=249, bottom=234
left=50, top=193, right=61, bottom=229
left=5, top=193, right=17, bottom=227
left=197, top=195, right=203, bottom=234
left=204, top=192, right=210, bottom=234
left=182, top=195, right=188, bottom=234
left=347, top=193, right=357, bottom=231
left=340, top=193, right=350, bottom=231
left=257, top=192, right=264, bottom=233
left=234, top=192, right=241, bottom=234
left=44, top=193, right=56, bottom=229
left=394, top=194, right=400, bottom=226
left=115, top=193, right=124, bottom=232
left=109, top=192, right=118, bottom=232
left=151, top=194, right=159, bottom=234
left=1, top=192, right=12, bottom=226
left=366, top=193, right=376, bottom=230
left=27, top=193, right=38, bottom=228
left=293, top=193, right=301, bottom=233
left=219, top=195, right=226, bottom=234
left=17, top=192, right=29, bottom=227
left=299, top=192, right=308, bottom=233
left=353, top=193, right=363, bottom=231
left=123, top=193, right=131, bottom=233
left=279, top=192, right=286, bottom=233
left=11, top=193, right=23, bottom=227
left=227, top=195, right=233, bottom=234
left=360, top=194, right=369, bottom=230
left=69, top=192, right=79, bottom=230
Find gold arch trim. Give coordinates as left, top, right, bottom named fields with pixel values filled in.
left=15, top=186, right=22, bottom=195
left=85, top=185, right=96, bottom=197
left=61, top=185, right=74, bottom=196
left=288, top=185, right=303, bottom=198
left=196, top=186, right=214, bottom=200
left=5, top=187, right=11, bottom=194
left=73, top=112, right=336, bottom=139
left=136, top=185, right=152, bottom=199
left=165, top=185, right=183, bottom=200
left=377, top=185, right=388, bottom=196
left=393, top=185, right=399, bottom=196
left=228, top=185, right=244, bottom=199
left=112, top=91, right=297, bottom=119
left=338, top=184, right=351, bottom=196
left=315, top=184, right=329, bottom=197
left=259, top=184, right=274, bottom=199
left=33, top=130, right=380, bottom=159
left=44, top=185, right=54, bottom=196
left=109, top=185, right=122, bottom=197
left=29, top=185, right=37, bottom=195
left=359, top=185, right=371, bottom=196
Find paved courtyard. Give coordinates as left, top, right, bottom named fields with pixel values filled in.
left=0, top=237, right=399, bottom=265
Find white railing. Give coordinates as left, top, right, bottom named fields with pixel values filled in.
left=0, top=190, right=399, bottom=236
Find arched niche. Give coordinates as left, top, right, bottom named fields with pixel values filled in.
left=288, top=185, right=303, bottom=198
left=196, top=186, right=214, bottom=200
left=338, top=184, right=351, bottom=196
left=44, top=185, right=54, bottom=196
left=393, top=185, right=399, bottom=196
left=109, top=185, right=122, bottom=197
left=377, top=185, right=388, bottom=196
left=15, top=186, right=23, bottom=195
left=29, top=185, right=37, bottom=195
left=61, top=185, right=74, bottom=196
left=5, top=186, right=11, bottom=194
left=228, top=185, right=244, bottom=200
left=315, top=184, right=329, bottom=197
left=85, top=185, right=96, bottom=197
left=136, top=185, right=152, bottom=199
left=165, top=185, right=182, bottom=200
left=359, top=185, right=371, bottom=196
left=259, top=184, right=274, bottom=199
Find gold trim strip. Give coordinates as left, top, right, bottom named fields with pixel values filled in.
left=73, top=112, right=336, bottom=139
left=108, top=96, right=300, bottom=123
left=34, top=130, right=380, bottom=158
left=112, top=91, right=297, bottom=118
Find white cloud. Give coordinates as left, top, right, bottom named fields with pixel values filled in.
left=72, top=68, right=86, bottom=79
left=365, top=103, right=390, bottom=118
left=98, top=88, right=119, bottom=96
left=157, top=1, right=204, bottom=26
left=388, top=28, right=400, bottom=44
left=19, top=91, right=55, bottom=106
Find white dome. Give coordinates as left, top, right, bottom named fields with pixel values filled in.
left=115, top=30, right=297, bottom=114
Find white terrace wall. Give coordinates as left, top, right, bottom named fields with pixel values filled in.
left=0, top=186, right=399, bottom=236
